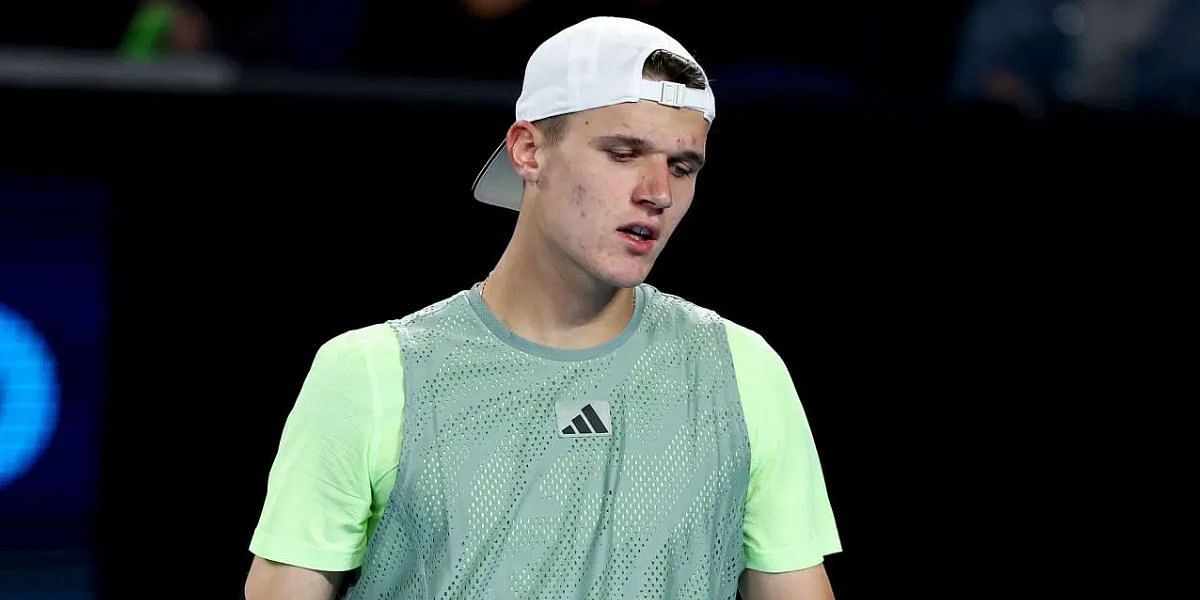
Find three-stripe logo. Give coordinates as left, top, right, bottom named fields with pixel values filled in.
left=555, top=399, right=612, bottom=438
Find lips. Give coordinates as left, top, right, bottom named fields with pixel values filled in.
left=616, top=222, right=659, bottom=241
left=617, top=230, right=657, bottom=255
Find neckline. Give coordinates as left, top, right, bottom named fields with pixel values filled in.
left=465, top=281, right=647, bottom=362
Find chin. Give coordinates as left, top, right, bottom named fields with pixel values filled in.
left=577, top=247, right=656, bottom=289
left=609, top=276, right=646, bottom=289
left=597, top=264, right=651, bottom=289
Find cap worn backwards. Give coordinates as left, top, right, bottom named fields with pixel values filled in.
left=472, top=16, right=714, bottom=211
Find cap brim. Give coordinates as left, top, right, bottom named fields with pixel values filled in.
left=471, top=140, right=523, bottom=211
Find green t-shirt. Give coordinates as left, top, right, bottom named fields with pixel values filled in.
left=250, top=284, right=841, bottom=586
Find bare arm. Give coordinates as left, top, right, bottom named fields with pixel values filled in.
left=244, top=556, right=345, bottom=600
left=739, top=563, right=835, bottom=600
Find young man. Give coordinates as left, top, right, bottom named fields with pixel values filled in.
left=245, top=16, right=842, bottom=600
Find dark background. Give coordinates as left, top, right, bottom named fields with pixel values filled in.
left=2, top=1, right=1183, bottom=598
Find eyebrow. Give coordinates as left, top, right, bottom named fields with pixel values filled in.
left=590, top=135, right=705, bottom=170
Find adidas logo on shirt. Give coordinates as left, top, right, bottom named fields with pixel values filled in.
left=556, top=399, right=612, bottom=438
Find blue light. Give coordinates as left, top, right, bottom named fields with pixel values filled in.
left=0, top=304, right=59, bottom=489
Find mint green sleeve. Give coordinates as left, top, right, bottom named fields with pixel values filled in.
left=248, top=324, right=404, bottom=572
left=725, top=319, right=843, bottom=572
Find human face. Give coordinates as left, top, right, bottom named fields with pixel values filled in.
left=528, top=100, right=709, bottom=289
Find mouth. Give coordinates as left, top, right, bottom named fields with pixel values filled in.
left=616, top=223, right=659, bottom=255
left=616, top=223, right=659, bottom=241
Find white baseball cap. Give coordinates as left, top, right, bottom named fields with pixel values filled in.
left=471, top=16, right=715, bottom=211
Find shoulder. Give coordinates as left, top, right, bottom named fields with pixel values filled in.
left=391, top=287, right=472, bottom=331
left=319, top=288, right=471, bottom=358
left=640, top=284, right=727, bottom=332
left=640, top=285, right=778, bottom=358
left=313, top=322, right=399, bottom=371
left=322, top=322, right=396, bottom=351
left=721, top=317, right=781, bottom=367
left=296, top=325, right=403, bottom=415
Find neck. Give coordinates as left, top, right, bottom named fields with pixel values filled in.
left=481, top=220, right=636, bottom=351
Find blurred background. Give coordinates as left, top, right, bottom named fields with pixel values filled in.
left=1, top=1, right=1183, bottom=598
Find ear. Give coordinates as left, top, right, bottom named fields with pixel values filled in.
left=506, top=120, right=543, bottom=185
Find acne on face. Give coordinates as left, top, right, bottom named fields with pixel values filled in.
left=531, top=101, right=708, bottom=287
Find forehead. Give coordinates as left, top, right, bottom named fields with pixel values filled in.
left=570, top=101, right=709, bottom=148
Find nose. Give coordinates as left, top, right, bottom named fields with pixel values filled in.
left=635, top=155, right=672, bottom=210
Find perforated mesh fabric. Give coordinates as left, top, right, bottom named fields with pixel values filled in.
left=341, top=283, right=751, bottom=600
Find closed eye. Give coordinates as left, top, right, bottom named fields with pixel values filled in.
left=670, top=162, right=696, bottom=178
left=606, top=149, right=637, bottom=162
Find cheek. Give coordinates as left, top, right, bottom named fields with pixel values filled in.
left=566, top=176, right=602, bottom=225
left=570, top=185, right=587, bottom=217
left=570, top=166, right=624, bottom=217
left=671, top=177, right=695, bottom=201
left=671, top=179, right=696, bottom=212
left=661, top=183, right=695, bottom=235
left=554, top=181, right=604, bottom=248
